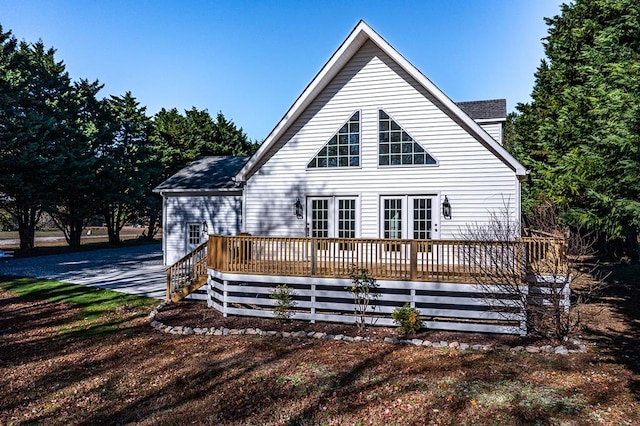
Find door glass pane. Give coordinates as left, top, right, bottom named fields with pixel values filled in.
left=384, top=199, right=402, bottom=239
left=311, top=199, right=329, bottom=238
left=338, top=199, right=356, bottom=239
left=413, top=198, right=432, bottom=240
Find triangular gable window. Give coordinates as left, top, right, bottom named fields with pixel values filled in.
left=378, top=110, right=436, bottom=166
left=308, top=111, right=360, bottom=168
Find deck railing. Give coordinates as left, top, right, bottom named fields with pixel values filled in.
left=167, top=241, right=208, bottom=301
left=207, top=235, right=565, bottom=283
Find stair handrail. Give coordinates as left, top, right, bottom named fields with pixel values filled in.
left=166, top=240, right=209, bottom=301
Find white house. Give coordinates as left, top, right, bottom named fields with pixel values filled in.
left=152, top=22, right=566, bottom=335
left=156, top=20, right=526, bottom=267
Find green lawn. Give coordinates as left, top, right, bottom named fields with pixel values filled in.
left=0, top=277, right=157, bottom=334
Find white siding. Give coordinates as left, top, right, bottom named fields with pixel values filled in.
left=479, top=122, right=503, bottom=145
left=243, top=40, right=519, bottom=240
left=164, top=194, right=241, bottom=265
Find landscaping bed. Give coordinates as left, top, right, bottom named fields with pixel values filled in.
left=155, top=300, right=541, bottom=347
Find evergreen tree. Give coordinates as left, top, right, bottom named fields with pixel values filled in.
left=151, top=107, right=257, bottom=178
left=47, top=79, right=114, bottom=247
left=0, top=28, right=75, bottom=250
left=98, top=92, right=151, bottom=244
left=513, top=0, right=640, bottom=260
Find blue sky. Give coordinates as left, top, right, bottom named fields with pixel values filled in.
left=1, top=0, right=564, bottom=141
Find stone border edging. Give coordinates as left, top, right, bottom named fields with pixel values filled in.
left=148, top=301, right=586, bottom=355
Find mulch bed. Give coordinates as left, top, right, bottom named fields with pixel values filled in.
left=155, top=299, right=544, bottom=347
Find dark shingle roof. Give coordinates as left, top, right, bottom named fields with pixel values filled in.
left=456, top=99, right=506, bottom=120
left=154, top=156, right=249, bottom=192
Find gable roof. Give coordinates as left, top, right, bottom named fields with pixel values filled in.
left=236, top=21, right=526, bottom=180
left=457, top=99, right=507, bottom=121
left=154, top=156, right=248, bottom=193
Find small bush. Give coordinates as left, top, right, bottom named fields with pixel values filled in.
left=392, top=304, right=423, bottom=335
left=270, top=284, right=295, bottom=321
left=348, top=265, right=379, bottom=330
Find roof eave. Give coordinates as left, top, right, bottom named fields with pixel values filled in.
left=154, top=187, right=243, bottom=195
left=236, top=21, right=371, bottom=182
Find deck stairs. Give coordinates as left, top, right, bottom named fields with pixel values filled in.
left=166, top=241, right=208, bottom=302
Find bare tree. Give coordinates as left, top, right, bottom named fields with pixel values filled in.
left=458, top=200, right=600, bottom=340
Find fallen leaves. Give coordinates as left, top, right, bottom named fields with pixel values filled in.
left=1, top=287, right=639, bottom=425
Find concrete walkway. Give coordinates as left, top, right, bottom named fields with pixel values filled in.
left=0, top=243, right=166, bottom=299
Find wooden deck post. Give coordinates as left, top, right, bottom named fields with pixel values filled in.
left=311, top=238, right=317, bottom=276
left=221, top=237, right=229, bottom=272
left=410, top=240, right=418, bottom=280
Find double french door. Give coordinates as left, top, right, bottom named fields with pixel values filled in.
left=382, top=196, right=438, bottom=241
left=306, top=195, right=438, bottom=241
left=381, top=195, right=439, bottom=259
left=307, top=197, right=358, bottom=239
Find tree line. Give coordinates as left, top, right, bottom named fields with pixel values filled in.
left=0, top=25, right=258, bottom=250
left=2, top=0, right=639, bottom=261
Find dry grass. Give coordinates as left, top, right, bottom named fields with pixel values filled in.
left=0, top=264, right=639, bottom=425
left=0, top=226, right=157, bottom=252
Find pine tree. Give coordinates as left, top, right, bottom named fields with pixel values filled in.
left=98, top=92, right=151, bottom=244
left=513, top=0, right=640, bottom=260
left=0, top=28, right=76, bottom=249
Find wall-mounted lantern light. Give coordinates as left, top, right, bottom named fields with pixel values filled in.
left=202, top=221, right=209, bottom=235
left=442, top=196, right=452, bottom=220
left=294, top=198, right=304, bottom=219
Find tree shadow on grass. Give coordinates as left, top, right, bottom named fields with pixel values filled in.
left=580, top=263, right=640, bottom=399
left=80, top=337, right=309, bottom=424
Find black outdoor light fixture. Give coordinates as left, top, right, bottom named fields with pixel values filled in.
left=294, top=198, right=304, bottom=219
left=442, top=196, right=452, bottom=220
left=202, top=220, right=208, bottom=234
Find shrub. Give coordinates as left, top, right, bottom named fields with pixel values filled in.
left=270, top=284, right=295, bottom=321
left=348, top=265, right=379, bottom=330
left=392, top=304, right=423, bottom=335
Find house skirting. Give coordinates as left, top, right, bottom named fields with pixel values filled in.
left=204, top=269, right=561, bottom=336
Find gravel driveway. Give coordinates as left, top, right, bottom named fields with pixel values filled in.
left=0, top=243, right=166, bottom=299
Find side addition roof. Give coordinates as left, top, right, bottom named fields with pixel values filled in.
left=154, top=156, right=248, bottom=194
left=236, top=20, right=526, bottom=180
left=457, top=99, right=507, bottom=121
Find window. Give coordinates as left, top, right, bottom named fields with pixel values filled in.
left=187, top=223, right=202, bottom=250
left=413, top=198, right=432, bottom=240
left=378, top=110, right=436, bottom=166
left=308, top=111, right=360, bottom=168
left=338, top=198, right=356, bottom=239
left=310, top=199, right=329, bottom=238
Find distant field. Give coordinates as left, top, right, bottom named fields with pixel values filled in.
left=0, top=226, right=159, bottom=249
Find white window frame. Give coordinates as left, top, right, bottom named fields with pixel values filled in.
left=307, top=110, right=362, bottom=169
left=377, top=108, right=438, bottom=168
left=186, top=222, right=202, bottom=251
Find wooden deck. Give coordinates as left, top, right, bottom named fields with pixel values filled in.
left=207, top=235, right=565, bottom=283
left=166, top=234, right=567, bottom=334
